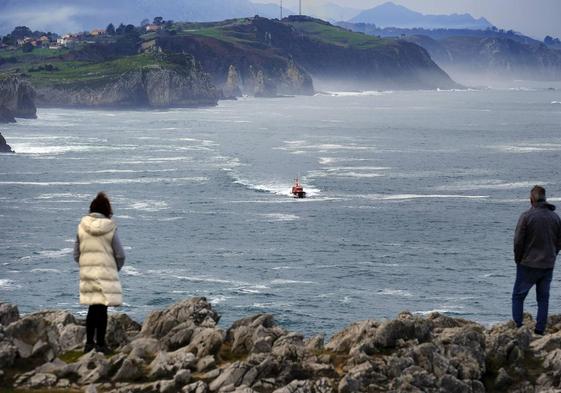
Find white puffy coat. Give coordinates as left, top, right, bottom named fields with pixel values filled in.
left=77, top=213, right=123, bottom=306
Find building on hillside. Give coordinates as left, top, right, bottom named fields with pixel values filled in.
left=145, top=24, right=162, bottom=32
left=90, top=29, right=105, bottom=36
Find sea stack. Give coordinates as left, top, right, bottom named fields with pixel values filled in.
left=0, top=75, right=37, bottom=122
left=0, top=132, right=14, bottom=153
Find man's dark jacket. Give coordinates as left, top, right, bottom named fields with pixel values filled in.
left=514, top=201, right=561, bottom=269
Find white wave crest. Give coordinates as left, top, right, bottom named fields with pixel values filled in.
left=437, top=180, right=546, bottom=191
left=270, top=279, right=316, bottom=285
left=258, top=213, right=300, bottom=222
left=378, top=289, right=413, bottom=297
left=122, top=266, right=142, bottom=276
left=0, top=279, right=21, bottom=290
left=319, top=90, right=392, bottom=97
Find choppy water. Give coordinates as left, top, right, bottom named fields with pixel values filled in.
left=1, top=86, right=561, bottom=335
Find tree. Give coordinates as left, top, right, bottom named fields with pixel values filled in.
left=11, top=26, right=33, bottom=39
left=140, top=19, right=150, bottom=27
left=153, top=16, right=164, bottom=25
left=2, top=34, right=16, bottom=46
left=124, top=24, right=136, bottom=35
left=115, top=23, right=126, bottom=35
left=106, top=23, right=116, bottom=35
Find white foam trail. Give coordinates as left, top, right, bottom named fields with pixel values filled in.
left=364, top=194, right=488, bottom=201
left=233, top=178, right=321, bottom=197
left=552, top=101, right=561, bottom=104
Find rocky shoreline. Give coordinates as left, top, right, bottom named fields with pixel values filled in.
left=2, top=298, right=561, bottom=392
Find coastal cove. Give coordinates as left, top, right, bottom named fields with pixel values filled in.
left=1, top=87, right=561, bottom=337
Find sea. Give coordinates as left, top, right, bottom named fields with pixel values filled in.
left=1, top=85, right=561, bottom=336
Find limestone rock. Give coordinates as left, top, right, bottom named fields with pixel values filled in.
left=186, top=327, right=224, bottom=359
left=107, top=313, right=141, bottom=349
left=5, top=312, right=61, bottom=362
left=0, top=338, right=17, bottom=368
left=225, top=314, right=286, bottom=357
left=36, top=64, right=219, bottom=109
left=59, top=324, right=86, bottom=352
left=0, top=302, right=19, bottom=323
left=325, top=320, right=379, bottom=354
left=113, top=356, right=145, bottom=382
left=141, top=298, right=220, bottom=339
left=375, top=312, right=433, bottom=348
left=123, top=337, right=162, bottom=361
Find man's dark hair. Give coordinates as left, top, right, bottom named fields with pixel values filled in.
left=531, top=185, right=546, bottom=203
left=90, top=192, right=113, bottom=218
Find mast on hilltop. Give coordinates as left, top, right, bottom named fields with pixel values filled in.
left=280, top=0, right=283, bottom=19
left=299, top=0, right=302, bottom=15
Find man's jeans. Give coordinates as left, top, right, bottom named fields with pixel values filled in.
left=512, top=264, right=554, bottom=333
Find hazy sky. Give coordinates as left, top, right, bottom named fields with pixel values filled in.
left=259, top=0, right=561, bottom=39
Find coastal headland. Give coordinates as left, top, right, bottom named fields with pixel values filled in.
left=0, top=16, right=458, bottom=115
left=1, top=298, right=561, bottom=392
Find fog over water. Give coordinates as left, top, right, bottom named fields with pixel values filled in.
left=1, top=85, right=561, bottom=335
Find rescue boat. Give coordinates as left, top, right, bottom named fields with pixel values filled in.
left=291, top=177, right=307, bottom=198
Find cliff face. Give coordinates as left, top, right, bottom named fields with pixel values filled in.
left=3, top=298, right=561, bottom=393
left=35, top=65, right=219, bottom=109
left=273, top=16, right=458, bottom=90
left=0, top=76, right=37, bottom=122
left=405, top=35, right=561, bottom=82
left=154, top=32, right=315, bottom=98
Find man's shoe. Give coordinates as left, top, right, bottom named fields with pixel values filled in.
left=95, top=345, right=111, bottom=355
left=84, top=342, right=95, bottom=353
left=534, top=329, right=545, bottom=336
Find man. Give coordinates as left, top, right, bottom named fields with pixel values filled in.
left=513, top=186, right=561, bottom=334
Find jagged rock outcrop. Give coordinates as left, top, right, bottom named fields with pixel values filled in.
left=0, top=76, right=37, bottom=122
left=4, top=298, right=561, bottom=392
left=35, top=65, right=219, bottom=109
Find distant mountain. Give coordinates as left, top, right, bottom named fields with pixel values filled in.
left=350, top=2, right=492, bottom=30
left=0, top=0, right=293, bottom=35
left=310, top=2, right=361, bottom=22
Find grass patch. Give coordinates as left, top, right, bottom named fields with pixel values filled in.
left=286, top=21, right=388, bottom=49
left=3, top=53, right=168, bottom=88
left=59, top=350, right=84, bottom=364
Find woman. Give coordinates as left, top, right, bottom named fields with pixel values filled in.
left=74, top=192, right=126, bottom=354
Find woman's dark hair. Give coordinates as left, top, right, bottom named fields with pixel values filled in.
left=90, top=192, right=113, bottom=218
